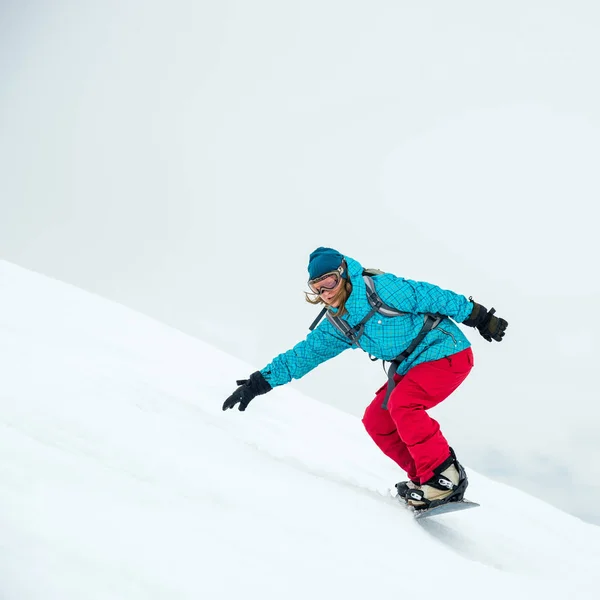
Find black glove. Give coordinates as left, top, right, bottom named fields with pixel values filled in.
left=222, top=371, right=272, bottom=411
left=463, top=300, right=508, bottom=342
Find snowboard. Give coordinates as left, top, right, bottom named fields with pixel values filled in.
left=398, top=496, right=480, bottom=520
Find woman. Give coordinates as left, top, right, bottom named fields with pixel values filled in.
left=223, top=247, right=508, bottom=509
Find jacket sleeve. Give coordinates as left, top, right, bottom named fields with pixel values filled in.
left=260, top=319, right=350, bottom=388
left=376, top=274, right=473, bottom=323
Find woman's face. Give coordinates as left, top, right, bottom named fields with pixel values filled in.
left=308, top=266, right=345, bottom=307
left=319, top=278, right=344, bottom=307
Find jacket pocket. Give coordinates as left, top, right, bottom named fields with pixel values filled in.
left=438, top=327, right=457, bottom=346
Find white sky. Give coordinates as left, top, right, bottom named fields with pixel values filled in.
left=1, top=260, right=600, bottom=600
left=1, top=1, right=600, bottom=524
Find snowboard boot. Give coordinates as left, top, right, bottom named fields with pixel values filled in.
left=395, top=479, right=420, bottom=500
left=396, top=479, right=419, bottom=501
left=405, top=448, right=468, bottom=510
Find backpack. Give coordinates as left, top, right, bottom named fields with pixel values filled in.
left=308, top=269, right=441, bottom=409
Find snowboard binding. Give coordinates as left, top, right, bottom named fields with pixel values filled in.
left=406, top=462, right=469, bottom=510
left=398, top=449, right=469, bottom=511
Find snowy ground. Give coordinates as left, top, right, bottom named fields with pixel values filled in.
left=1, top=260, right=599, bottom=600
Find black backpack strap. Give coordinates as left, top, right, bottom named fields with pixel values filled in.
left=363, top=275, right=406, bottom=317
left=325, top=312, right=354, bottom=344
left=325, top=306, right=380, bottom=347
left=381, top=314, right=442, bottom=409
left=309, top=304, right=378, bottom=347
left=309, top=307, right=328, bottom=332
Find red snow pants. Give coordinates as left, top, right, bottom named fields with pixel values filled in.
left=362, top=348, right=473, bottom=484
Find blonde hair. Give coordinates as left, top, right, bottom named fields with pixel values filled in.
left=305, top=278, right=353, bottom=318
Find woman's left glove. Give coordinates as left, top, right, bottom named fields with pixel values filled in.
left=463, top=301, right=508, bottom=342
left=222, top=371, right=272, bottom=411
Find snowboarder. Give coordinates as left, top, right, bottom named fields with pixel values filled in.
left=222, top=247, right=508, bottom=510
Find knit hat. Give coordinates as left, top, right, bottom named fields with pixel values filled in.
left=307, top=247, right=345, bottom=281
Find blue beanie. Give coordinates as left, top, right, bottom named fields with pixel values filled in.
left=307, top=247, right=345, bottom=281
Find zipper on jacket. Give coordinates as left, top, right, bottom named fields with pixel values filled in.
left=438, top=327, right=457, bottom=345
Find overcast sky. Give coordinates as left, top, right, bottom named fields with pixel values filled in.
left=1, top=0, right=599, bottom=523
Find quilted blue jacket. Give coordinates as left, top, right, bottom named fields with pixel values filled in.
left=260, top=256, right=474, bottom=388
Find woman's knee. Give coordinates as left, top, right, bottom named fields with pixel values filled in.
left=362, top=400, right=392, bottom=435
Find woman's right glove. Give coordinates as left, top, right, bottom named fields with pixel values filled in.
left=222, top=371, right=272, bottom=411
left=463, top=301, right=508, bottom=342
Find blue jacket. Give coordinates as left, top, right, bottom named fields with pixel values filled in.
left=260, top=256, right=473, bottom=388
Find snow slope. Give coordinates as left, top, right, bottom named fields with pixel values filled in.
left=1, top=260, right=599, bottom=600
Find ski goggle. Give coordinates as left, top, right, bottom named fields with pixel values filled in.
left=308, top=266, right=344, bottom=295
